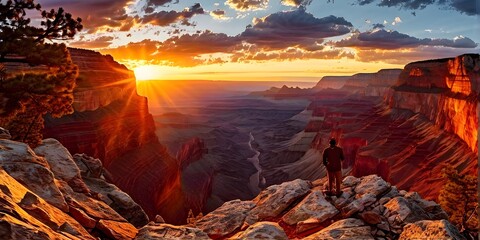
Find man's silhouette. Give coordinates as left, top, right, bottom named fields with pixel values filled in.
left=323, top=138, right=344, bottom=196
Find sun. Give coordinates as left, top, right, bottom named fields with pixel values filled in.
left=133, top=65, right=162, bottom=81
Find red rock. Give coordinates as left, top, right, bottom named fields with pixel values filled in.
left=96, top=219, right=138, bottom=239
left=69, top=206, right=97, bottom=229
left=359, top=211, right=382, bottom=225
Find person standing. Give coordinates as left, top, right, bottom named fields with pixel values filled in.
left=323, top=138, right=344, bottom=197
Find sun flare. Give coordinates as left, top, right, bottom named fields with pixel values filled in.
left=134, top=65, right=162, bottom=81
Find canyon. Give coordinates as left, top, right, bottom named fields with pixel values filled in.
left=40, top=49, right=478, bottom=228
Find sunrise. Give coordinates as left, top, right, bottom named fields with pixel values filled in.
left=0, top=0, right=478, bottom=239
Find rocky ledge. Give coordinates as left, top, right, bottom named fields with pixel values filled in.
left=140, top=175, right=463, bottom=240
left=0, top=133, right=463, bottom=239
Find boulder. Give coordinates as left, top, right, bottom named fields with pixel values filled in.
left=359, top=211, right=383, bottom=225
left=342, top=194, right=376, bottom=217
left=0, top=139, right=68, bottom=211
left=33, top=139, right=81, bottom=183
left=303, top=218, right=374, bottom=240
left=229, top=222, right=288, bottom=240
left=97, top=219, right=138, bottom=239
left=135, top=223, right=210, bottom=240
left=354, top=175, right=390, bottom=198
left=245, top=179, right=311, bottom=224
left=0, top=169, right=94, bottom=239
left=383, top=197, right=429, bottom=229
left=342, top=176, right=360, bottom=188
left=0, top=127, right=11, bottom=139
left=83, top=177, right=149, bottom=227
left=282, top=190, right=338, bottom=225
left=196, top=199, right=255, bottom=237
left=73, top=153, right=103, bottom=178
left=399, top=220, right=465, bottom=240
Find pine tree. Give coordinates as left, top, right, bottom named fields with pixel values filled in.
left=0, top=0, right=82, bottom=147
left=438, top=165, right=478, bottom=232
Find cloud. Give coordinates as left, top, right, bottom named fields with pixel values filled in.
left=145, top=0, right=179, bottom=8
left=354, top=0, right=479, bottom=15
left=235, top=47, right=353, bottom=62
left=280, top=0, right=313, bottom=7
left=336, top=29, right=478, bottom=49
left=101, top=31, right=240, bottom=67
left=210, top=9, right=230, bottom=20
left=372, top=23, right=385, bottom=29
left=240, top=8, right=353, bottom=49
left=100, top=39, right=159, bottom=62
left=40, top=0, right=135, bottom=33
left=68, top=36, right=115, bottom=49
left=355, top=46, right=479, bottom=64
left=225, top=0, right=269, bottom=11
left=140, top=3, right=205, bottom=26
left=392, top=16, right=402, bottom=25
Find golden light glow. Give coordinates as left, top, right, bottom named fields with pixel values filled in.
left=127, top=59, right=403, bottom=82
left=134, top=65, right=164, bottom=81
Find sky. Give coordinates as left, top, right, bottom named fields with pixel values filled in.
left=38, top=0, right=480, bottom=81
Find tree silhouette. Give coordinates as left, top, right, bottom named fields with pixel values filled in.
left=0, top=0, right=82, bottom=146
left=438, top=165, right=478, bottom=233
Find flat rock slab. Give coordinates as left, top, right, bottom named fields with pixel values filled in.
left=303, top=218, right=374, bottom=240
left=229, top=222, right=288, bottom=240
left=354, top=175, right=390, bottom=198
left=196, top=199, right=255, bottom=237
left=97, top=219, right=138, bottom=239
left=34, top=138, right=81, bottom=182
left=245, top=179, right=311, bottom=225
left=282, top=190, right=338, bottom=225
left=400, top=220, right=465, bottom=240
left=135, top=223, right=210, bottom=240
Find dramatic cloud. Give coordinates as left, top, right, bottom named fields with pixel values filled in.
left=241, top=8, right=353, bottom=49
left=234, top=47, right=353, bottom=62
left=101, top=31, right=240, bottom=67
left=40, top=0, right=135, bottom=33
left=281, top=0, right=313, bottom=7
left=69, top=36, right=115, bottom=49
left=210, top=9, right=230, bottom=20
left=355, top=0, right=479, bottom=15
left=140, top=3, right=205, bottom=26
left=336, top=29, right=478, bottom=49
left=355, top=46, right=478, bottom=64
left=226, top=0, right=269, bottom=11
left=145, top=0, right=179, bottom=8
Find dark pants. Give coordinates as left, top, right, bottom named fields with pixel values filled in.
left=327, top=170, right=342, bottom=193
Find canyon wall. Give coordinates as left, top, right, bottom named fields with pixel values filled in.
left=313, top=76, right=350, bottom=90
left=388, top=54, right=479, bottom=152
left=43, top=49, right=195, bottom=224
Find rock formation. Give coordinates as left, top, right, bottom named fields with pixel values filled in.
left=260, top=54, right=477, bottom=201
left=43, top=49, right=197, bottom=223
left=0, top=138, right=145, bottom=239
left=138, top=174, right=462, bottom=239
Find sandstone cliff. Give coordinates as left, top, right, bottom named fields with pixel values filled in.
left=43, top=49, right=192, bottom=224
left=389, top=54, right=479, bottom=152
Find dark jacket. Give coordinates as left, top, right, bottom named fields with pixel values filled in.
left=323, top=146, right=344, bottom=172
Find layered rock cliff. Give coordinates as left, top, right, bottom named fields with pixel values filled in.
left=389, top=54, right=479, bottom=152
left=43, top=49, right=190, bottom=224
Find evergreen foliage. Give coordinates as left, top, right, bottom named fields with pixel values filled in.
left=438, top=165, right=478, bottom=232
left=0, top=0, right=82, bottom=146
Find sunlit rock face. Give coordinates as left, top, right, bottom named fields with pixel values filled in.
left=390, top=54, right=479, bottom=153
left=43, top=49, right=191, bottom=224
left=365, top=69, right=402, bottom=97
